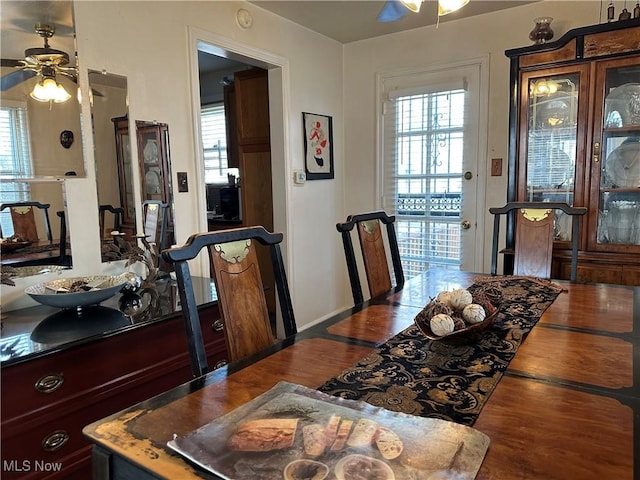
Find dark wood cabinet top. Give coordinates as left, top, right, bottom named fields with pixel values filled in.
left=0, top=276, right=217, bottom=367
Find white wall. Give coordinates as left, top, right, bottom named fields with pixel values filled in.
left=342, top=0, right=603, bottom=274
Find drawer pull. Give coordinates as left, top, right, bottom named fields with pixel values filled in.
left=42, top=430, right=69, bottom=452
left=35, top=373, right=64, bottom=393
left=214, top=360, right=228, bottom=369
left=212, top=319, right=224, bottom=332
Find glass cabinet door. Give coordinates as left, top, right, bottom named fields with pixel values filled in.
left=120, top=132, right=136, bottom=224
left=519, top=66, right=589, bottom=241
left=592, top=58, right=640, bottom=250
left=113, top=117, right=136, bottom=235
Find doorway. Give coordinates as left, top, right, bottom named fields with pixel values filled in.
left=188, top=27, right=290, bottom=326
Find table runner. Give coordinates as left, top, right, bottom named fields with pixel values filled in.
left=318, top=276, right=564, bottom=426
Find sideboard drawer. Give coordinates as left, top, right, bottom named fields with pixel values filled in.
left=2, top=318, right=185, bottom=419
left=2, top=306, right=226, bottom=421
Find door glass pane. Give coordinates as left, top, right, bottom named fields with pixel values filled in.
left=526, top=73, right=579, bottom=240
left=392, top=89, right=465, bottom=278
left=598, top=64, right=640, bottom=246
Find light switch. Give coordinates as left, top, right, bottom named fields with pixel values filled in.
left=177, top=172, right=189, bottom=192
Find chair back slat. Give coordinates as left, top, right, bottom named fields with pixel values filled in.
left=357, top=219, right=392, bottom=298
left=209, top=239, right=275, bottom=362
left=337, top=210, right=404, bottom=306
left=513, top=208, right=555, bottom=278
left=0, top=201, right=52, bottom=242
left=11, top=206, right=39, bottom=241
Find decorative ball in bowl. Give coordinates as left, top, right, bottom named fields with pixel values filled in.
left=25, top=275, right=128, bottom=309
left=414, top=288, right=498, bottom=343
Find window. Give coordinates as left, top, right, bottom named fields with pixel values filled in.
left=201, top=103, right=229, bottom=184
left=0, top=104, right=33, bottom=235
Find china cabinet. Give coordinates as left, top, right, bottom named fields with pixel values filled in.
left=135, top=121, right=175, bottom=250
left=135, top=121, right=171, bottom=205
left=505, top=18, right=640, bottom=285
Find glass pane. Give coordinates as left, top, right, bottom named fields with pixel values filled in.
left=598, top=64, right=640, bottom=246
left=526, top=73, right=579, bottom=240
left=392, top=89, right=465, bottom=277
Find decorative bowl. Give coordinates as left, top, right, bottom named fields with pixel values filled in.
left=25, top=275, right=127, bottom=309
left=415, top=302, right=498, bottom=344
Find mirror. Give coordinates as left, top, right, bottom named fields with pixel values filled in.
left=1, top=1, right=81, bottom=279
left=0, top=0, right=85, bottom=178
left=88, top=70, right=134, bottom=262
left=0, top=180, right=71, bottom=280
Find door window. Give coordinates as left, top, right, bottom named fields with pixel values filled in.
left=381, top=61, right=485, bottom=278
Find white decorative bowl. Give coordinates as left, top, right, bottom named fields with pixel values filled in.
left=25, top=275, right=127, bottom=309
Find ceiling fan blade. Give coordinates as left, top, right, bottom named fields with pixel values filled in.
left=377, top=0, right=409, bottom=22
left=1, top=69, right=36, bottom=91
left=1, top=58, right=24, bottom=68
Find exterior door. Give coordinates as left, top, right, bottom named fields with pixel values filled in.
left=380, top=60, right=486, bottom=277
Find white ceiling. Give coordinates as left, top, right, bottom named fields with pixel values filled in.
left=1, top=1, right=536, bottom=75
left=249, top=0, right=537, bottom=43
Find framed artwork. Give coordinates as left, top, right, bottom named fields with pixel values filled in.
left=303, top=112, right=334, bottom=180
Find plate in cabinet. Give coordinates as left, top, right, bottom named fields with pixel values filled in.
left=605, top=139, right=640, bottom=188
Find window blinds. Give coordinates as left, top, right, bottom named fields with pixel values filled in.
left=381, top=80, right=467, bottom=277
left=201, top=103, right=229, bottom=184
left=0, top=106, right=32, bottom=236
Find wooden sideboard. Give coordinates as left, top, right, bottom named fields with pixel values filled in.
left=0, top=280, right=227, bottom=480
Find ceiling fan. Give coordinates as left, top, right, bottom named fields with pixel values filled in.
left=1, top=23, right=78, bottom=101
left=378, top=0, right=470, bottom=22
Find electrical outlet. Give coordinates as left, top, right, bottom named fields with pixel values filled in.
left=491, top=158, right=502, bottom=176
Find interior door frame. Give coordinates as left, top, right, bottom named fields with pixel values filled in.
left=186, top=27, right=293, bottom=295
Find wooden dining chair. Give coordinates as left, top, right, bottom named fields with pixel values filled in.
left=0, top=201, right=52, bottom=242
left=337, top=210, right=404, bottom=306
left=98, top=205, right=124, bottom=239
left=142, top=200, right=168, bottom=250
left=489, top=202, right=587, bottom=282
left=162, top=226, right=297, bottom=378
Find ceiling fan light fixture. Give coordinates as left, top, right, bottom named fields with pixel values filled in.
left=30, top=76, right=71, bottom=103
left=400, top=0, right=422, bottom=13
left=438, top=0, right=470, bottom=16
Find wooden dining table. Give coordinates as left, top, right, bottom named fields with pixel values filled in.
left=83, top=269, right=638, bottom=479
